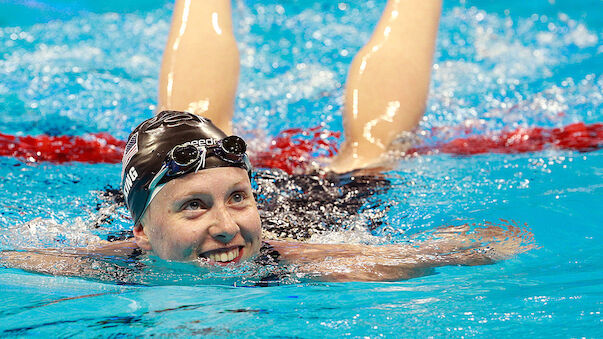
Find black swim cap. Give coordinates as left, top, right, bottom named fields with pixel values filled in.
left=121, top=110, right=252, bottom=225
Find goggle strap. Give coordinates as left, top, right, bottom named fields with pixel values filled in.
left=148, top=165, right=169, bottom=192
left=244, top=156, right=252, bottom=172
left=194, top=147, right=207, bottom=173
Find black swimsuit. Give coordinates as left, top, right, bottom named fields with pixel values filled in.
left=254, top=169, right=391, bottom=240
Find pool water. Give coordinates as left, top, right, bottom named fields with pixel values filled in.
left=0, top=0, right=601, bottom=337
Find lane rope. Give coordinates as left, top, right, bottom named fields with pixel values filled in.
left=1, top=122, right=601, bottom=174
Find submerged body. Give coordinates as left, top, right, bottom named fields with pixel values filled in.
left=1, top=221, right=534, bottom=283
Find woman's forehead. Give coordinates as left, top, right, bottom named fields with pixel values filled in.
left=162, top=167, right=250, bottom=197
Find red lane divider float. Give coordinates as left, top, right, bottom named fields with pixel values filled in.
left=410, top=122, right=603, bottom=156
left=1, top=122, right=601, bottom=174
left=0, top=132, right=125, bottom=164
left=253, top=125, right=341, bottom=174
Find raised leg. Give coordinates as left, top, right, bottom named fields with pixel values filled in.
left=158, top=0, right=239, bottom=135
left=329, top=0, right=442, bottom=173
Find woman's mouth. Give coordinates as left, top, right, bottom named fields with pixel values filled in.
left=200, top=246, right=243, bottom=265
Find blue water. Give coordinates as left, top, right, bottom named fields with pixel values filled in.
left=0, top=0, right=601, bottom=337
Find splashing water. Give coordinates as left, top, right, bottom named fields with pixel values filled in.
left=0, top=0, right=600, bottom=336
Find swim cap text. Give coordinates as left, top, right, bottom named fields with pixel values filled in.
left=186, top=138, right=217, bottom=146
left=123, top=167, right=138, bottom=198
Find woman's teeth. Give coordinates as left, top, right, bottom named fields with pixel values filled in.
left=208, top=248, right=239, bottom=262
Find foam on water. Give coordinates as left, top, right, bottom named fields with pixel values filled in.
left=0, top=1, right=599, bottom=137
left=0, top=10, right=169, bottom=137
left=0, top=0, right=601, bottom=336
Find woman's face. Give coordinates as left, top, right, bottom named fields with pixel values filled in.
left=133, top=167, right=262, bottom=264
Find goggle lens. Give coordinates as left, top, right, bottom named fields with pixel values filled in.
left=222, top=135, right=246, bottom=154
left=172, top=145, right=199, bottom=166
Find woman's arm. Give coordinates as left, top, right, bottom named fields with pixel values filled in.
left=0, top=240, right=139, bottom=278
left=2, top=225, right=535, bottom=283
left=329, top=0, right=442, bottom=173
left=158, top=0, right=239, bottom=134
left=268, top=224, right=535, bottom=282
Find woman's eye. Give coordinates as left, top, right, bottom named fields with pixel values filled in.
left=230, top=192, right=246, bottom=203
left=183, top=200, right=205, bottom=210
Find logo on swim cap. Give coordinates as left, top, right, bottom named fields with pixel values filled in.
left=188, top=138, right=217, bottom=146
left=144, top=111, right=209, bottom=130
left=121, top=132, right=138, bottom=179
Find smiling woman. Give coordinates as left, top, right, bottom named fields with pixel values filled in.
left=0, top=110, right=535, bottom=283
left=135, top=167, right=263, bottom=263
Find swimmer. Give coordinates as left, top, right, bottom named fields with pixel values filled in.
left=1, top=111, right=535, bottom=282
left=1, top=1, right=535, bottom=282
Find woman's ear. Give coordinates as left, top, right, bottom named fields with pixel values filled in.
left=133, top=223, right=152, bottom=251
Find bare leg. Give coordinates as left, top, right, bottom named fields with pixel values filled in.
left=329, top=0, right=442, bottom=173
left=158, top=0, right=239, bottom=135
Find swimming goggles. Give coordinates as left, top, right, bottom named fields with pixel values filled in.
left=148, top=135, right=250, bottom=192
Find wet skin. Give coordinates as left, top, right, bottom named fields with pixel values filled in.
left=133, top=167, right=262, bottom=264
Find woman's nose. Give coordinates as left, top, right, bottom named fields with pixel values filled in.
left=208, top=207, right=240, bottom=244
